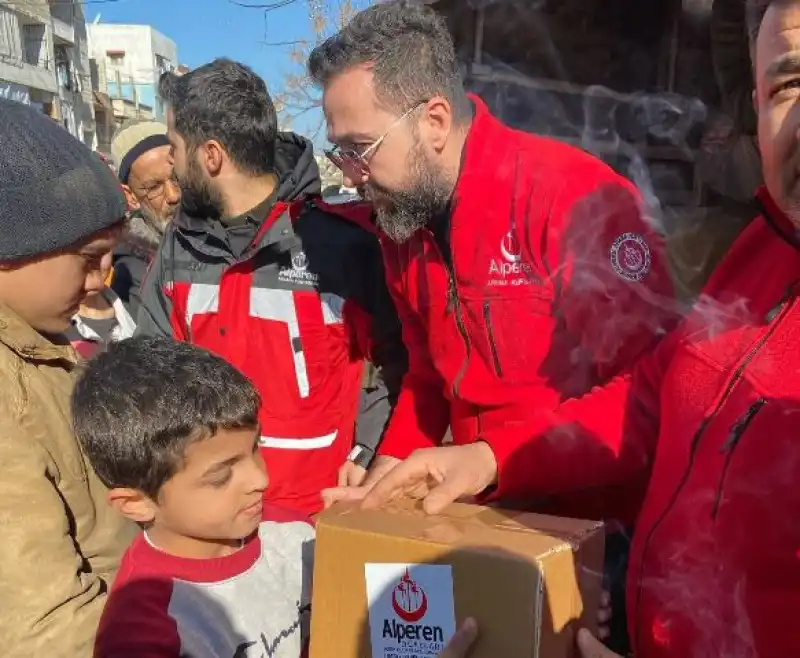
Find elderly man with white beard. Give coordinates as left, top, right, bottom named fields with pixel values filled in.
left=110, top=120, right=181, bottom=317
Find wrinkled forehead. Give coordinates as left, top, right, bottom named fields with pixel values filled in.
left=756, top=2, right=800, bottom=80
left=322, top=65, right=396, bottom=144
left=130, top=145, right=173, bottom=183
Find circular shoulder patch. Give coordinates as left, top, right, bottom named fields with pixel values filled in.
left=610, top=232, right=651, bottom=282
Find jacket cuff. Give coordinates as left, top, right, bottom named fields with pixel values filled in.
left=474, top=427, right=531, bottom=503
left=377, top=428, right=435, bottom=460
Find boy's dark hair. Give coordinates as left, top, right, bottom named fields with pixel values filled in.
left=307, top=0, right=470, bottom=122
left=72, top=336, right=261, bottom=499
left=159, top=58, right=278, bottom=175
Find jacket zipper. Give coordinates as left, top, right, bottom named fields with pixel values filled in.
left=633, top=290, right=795, bottom=653
left=482, top=301, right=503, bottom=377
left=445, top=262, right=471, bottom=398
left=710, top=398, right=765, bottom=520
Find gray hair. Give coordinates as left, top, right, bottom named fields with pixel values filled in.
left=307, top=0, right=471, bottom=122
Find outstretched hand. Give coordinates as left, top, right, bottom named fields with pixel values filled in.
left=577, top=629, right=623, bottom=658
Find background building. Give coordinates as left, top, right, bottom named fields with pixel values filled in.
left=88, top=22, right=177, bottom=152
left=0, top=0, right=95, bottom=147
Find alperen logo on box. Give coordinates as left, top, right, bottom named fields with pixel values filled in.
left=365, top=563, right=456, bottom=658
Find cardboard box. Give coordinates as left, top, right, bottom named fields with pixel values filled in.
left=309, top=500, right=605, bottom=658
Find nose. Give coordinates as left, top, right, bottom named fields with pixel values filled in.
left=165, top=177, right=181, bottom=204
left=248, top=451, right=269, bottom=493
left=85, top=252, right=114, bottom=294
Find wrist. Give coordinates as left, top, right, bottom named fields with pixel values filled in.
left=347, top=444, right=374, bottom=469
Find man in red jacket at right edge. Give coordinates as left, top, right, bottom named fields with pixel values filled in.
left=353, top=1, right=800, bottom=657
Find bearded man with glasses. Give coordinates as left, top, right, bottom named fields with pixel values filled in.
left=111, top=120, right=181, bottom=317
left=312, top=4, right=681, bottom=651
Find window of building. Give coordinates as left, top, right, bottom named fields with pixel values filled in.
left=107, top=51, right=125, bottom=68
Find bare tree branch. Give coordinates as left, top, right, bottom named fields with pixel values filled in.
left=272, top=0, right=369, bottom=137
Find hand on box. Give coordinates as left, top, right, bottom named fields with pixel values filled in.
left=362, top=443, right=498, bottom=514
left=437, top=618, right=479, bottom=658
left=337, top=460, right=368, bottom=486
left=577, top=628, right=623, bottom=658
left=324, top=456, right=402, bottom=507
left=597, top=590, right=612, bottom=641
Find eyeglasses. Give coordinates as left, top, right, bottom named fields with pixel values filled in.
left=134, top=172, right=180, bottom=201
left=325, top=101, right=426, bottom=180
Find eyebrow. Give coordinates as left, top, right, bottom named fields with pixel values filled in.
left=201, top=455, right=243, bottom=478
left=331, top=132, right=375, bottom=145
left=765, top=52, right=800, bottom=79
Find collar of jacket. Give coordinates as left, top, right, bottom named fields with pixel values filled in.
left=0, top=302, right=77, bottom=364
left=172, top=199, right=305, bottom=261
left=755, top=185, right=800, bottom=251
left=444, top=94, right=511, bottom=229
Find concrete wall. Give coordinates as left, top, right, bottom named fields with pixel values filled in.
left=88, top=24, right=177, bottom=121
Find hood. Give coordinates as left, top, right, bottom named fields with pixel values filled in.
left=273, top=131, right=322, bottom=201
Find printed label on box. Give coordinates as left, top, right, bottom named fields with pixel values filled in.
left=365, top=563, right=456, bottom=658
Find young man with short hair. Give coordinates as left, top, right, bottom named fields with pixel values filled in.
left=137, top=59, right=407, bottom=515
left=0, top=98, right=135, bottom=656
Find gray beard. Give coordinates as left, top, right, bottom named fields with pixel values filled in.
left=372, top=153, right=452, bottom=244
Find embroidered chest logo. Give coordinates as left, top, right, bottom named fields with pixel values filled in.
left=488, top=224, right=540, bottom=287
left=279, top=249, right=317, bottom=286
left=610, top=232, right=651, bottom=282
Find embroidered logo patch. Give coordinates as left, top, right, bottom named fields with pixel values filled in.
left=610, top=232, right=651, bottom=282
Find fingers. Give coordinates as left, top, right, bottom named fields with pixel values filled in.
left=337, top=464, right=349, bottom=487
left=596, top=589, right=612, bottom=639
left=337, top=462, right=367, bottom=487
left=361, top=456, right=401, bottom=489
left=576, top=628, right=620, bottom=658
left=321, top=485, right=369, bottom=509
left=438, top=618, right=478, bottom=658
left=423, top=475, right=470, bottom=515
left=362, top=454, right=432, bottom=510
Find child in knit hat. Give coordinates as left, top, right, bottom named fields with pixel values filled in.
left=0, top=98, right=136, bottom=655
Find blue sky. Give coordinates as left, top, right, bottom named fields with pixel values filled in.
left=91, top=0, right=341, bottom=141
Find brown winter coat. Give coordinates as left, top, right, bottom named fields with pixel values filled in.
left=0, top=303, right=135, bottom=656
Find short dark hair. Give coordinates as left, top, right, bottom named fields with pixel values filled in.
left=159, top=58, right=278, bottom=175
left=308, top=0, right=470, bottom=121
left=72, top=336, right=261, bottom=499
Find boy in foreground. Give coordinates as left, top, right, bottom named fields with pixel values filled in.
left=74, top=337, right=473, bottom=658
left=73, top=337, right=315, bottom=657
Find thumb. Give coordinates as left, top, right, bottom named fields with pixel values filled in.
left=576, top=629, right=617, bottom=658
left=439, top=618, right=478, bottom=658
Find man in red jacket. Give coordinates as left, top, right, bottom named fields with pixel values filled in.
left=353, top=1, right=800, bottom=656
left=310, top=2, right=678, bottom=523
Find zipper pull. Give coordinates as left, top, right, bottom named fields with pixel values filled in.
left=721, top=399, right=766, bottom=453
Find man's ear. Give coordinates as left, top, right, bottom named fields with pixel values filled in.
left=752, top=87, right=759, bottom=117
left=202, top=140, right=225, bottom=177
left=108, top=487, right=158, bottom=524
left=121, top=184, right=140, bottom=211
